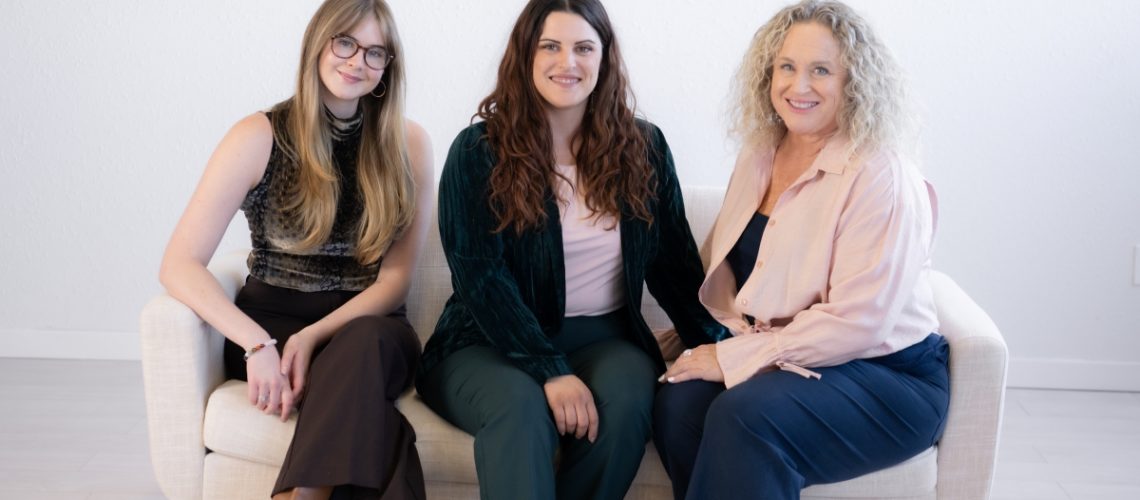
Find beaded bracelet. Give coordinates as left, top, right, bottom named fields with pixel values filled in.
left=243, top=338, right=278, bottom=362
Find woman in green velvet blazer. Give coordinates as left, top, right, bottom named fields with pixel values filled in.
left=420, top=120, right=726, bottom=383
left=415, top=1, right=726, bottom=499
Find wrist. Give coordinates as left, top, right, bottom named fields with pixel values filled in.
left=294, top=325, right=327, bottom=343
left=243, top=338, right=278, bottom=362
left=545, top=374, right=583, bottom=389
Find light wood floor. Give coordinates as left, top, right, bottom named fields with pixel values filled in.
left=1, top=359, right=1137, bottom=499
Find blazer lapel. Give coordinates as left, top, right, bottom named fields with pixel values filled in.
left=545, top=191, right=567, bottom=320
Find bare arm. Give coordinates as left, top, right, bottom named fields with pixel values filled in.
left=158, top=112, right=292, bottom=415
left=159, top=112, right=273, bottom=350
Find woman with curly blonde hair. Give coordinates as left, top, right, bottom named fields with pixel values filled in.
left=653, top=1, right=947, bottom=498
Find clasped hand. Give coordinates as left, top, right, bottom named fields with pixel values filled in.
left=246, top=330, right=318, bottom=422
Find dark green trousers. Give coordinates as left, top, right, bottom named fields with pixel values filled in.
left=417, top=311, right=657, bottom=500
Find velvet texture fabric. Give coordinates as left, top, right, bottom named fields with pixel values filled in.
left=418, top=121, right=728, bottom=385
left=242, top=108, right=380, bottom=292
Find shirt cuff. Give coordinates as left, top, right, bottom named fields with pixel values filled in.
left=716, top=332, right=779, bottom=388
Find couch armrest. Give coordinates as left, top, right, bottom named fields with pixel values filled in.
left=929, top=271, right=1008, bottom=500
left=139, top=251, right=248, bottom=500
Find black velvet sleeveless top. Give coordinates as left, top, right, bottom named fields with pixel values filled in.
left=240, top=107, right=380, bottom=292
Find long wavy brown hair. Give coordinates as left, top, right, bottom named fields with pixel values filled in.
left=478, top=0, right=655, bottom=234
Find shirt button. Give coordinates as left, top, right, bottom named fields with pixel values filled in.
left=755, top=260, right=764, bottom=268
left=739, top=298, right=748, bottom=306
left=768, top=219, right=776, bottom=227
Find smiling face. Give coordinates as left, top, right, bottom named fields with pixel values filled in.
left=770, top=22, right=847, bottom=140
left=319, top=15, right=386, bottom=118
left=531, top=11, right=603, bottom=119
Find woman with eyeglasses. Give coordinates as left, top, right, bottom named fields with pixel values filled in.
left=159, top=0, right=432, bottom=498
left=415, top=0, right=727, bottom=498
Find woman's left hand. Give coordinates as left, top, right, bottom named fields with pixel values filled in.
left=279, top=329, right=319, bottom=416
left=660, top=344, right=725, bottom=384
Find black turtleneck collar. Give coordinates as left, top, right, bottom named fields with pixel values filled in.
left=324, top=105, right=364, bottom=141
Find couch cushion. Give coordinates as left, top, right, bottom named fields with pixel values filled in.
left=400, top=391, right=935, bottom=498
left=205, top=364, right=937, bottom=499
left=397, top=391, right=479, bottom=484
left=203, top=380, right=295, bottom=467
left=803, top=447, right=937, bottom=499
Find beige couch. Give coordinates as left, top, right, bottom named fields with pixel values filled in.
left=141, top=186, right=1008, bottom=499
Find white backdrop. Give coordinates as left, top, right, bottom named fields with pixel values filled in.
left=1, top=0, right=1138, bottom=390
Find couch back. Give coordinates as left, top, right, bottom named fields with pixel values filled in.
left=405, top=186, right=728, bottom=344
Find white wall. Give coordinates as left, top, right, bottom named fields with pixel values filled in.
left=1, top=0, right=1137, bottom=390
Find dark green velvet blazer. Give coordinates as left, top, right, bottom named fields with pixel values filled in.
left=418, top=121, right=729, bottom=385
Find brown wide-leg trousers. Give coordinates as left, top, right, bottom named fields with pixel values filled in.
left=224, top=277, right=425, bottom=500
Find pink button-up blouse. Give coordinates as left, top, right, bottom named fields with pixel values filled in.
left=699, top=135, right=940, bottom=388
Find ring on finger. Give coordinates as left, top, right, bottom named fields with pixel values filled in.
left=258, top=394, right=268, bottom=404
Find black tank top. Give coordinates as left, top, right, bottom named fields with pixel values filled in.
left=240, top=106, right=380, bottom=292
left=726, top=211, right=769, bottom=290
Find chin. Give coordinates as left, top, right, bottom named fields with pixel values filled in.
left=548, top=97, right=587, bottom=111
left=330, top=88, right=366, bottom=101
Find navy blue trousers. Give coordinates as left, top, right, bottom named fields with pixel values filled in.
left=653, top=334, right=950, bottom=500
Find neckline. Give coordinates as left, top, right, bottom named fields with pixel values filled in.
left=324, top=105, right=363, bottom=141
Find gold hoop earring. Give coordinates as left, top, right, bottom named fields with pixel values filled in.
left=370, top=81, right=387, bottom=98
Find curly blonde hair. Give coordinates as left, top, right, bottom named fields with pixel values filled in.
left=731, top=0, right=911, bottom=154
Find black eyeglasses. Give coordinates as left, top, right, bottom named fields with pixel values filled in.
left=329, top=34, right=393, bottom=70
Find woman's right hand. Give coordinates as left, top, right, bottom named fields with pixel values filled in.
left=245, top=347, right=293, bottom=420
left=543, top=374, right=598, bottom=443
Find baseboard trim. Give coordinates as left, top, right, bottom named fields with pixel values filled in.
left=0, top=329, right=140, bottom=360
left=1008, top=357, right=1140, bottom=392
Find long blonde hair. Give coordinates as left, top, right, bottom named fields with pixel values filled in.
left=270, top=0, right=413, bottom=265
left=732, top=0, right=912, bottom=154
